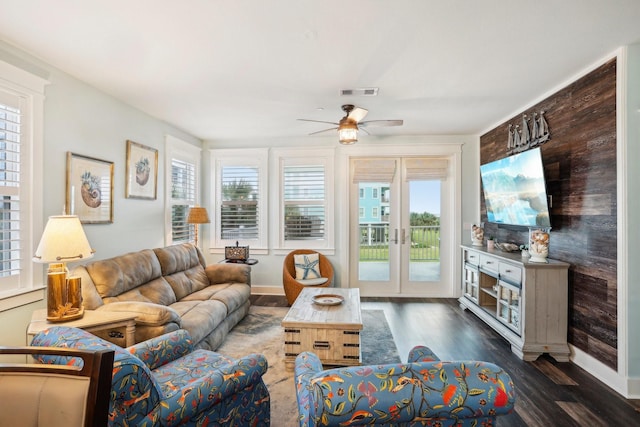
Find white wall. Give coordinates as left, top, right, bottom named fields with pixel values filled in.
left=0, top=41, right=201, bottom=347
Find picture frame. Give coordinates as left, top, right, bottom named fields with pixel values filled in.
left=66, top=152, right=114, bottom=224
left=125, top=140, right=158, bottom=200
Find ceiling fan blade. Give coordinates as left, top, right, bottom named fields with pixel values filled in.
left=309, top=127, right=338, bottom=135
left=359, top=119, right=404, bottom=128
left=297, top=119, right=340, bottom=126
left=348, top=107, right=368, bottom=123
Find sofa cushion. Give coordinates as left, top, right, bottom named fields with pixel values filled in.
left=181, top=283, right=251, bottom=314
left=85, top=249, right=177, bottom=306
left=294, top=253, right=321, bottom=279
left=154, top=243, right=206, bottom=276
left=296, top=277, right=329, bottom=286
left=154, top=244, right=211, bottom=300
left=205, top=263, right=252, bottom=285
left=170, top=299, right=228, bottom=345
left=97, top=301, right=182, bottom=326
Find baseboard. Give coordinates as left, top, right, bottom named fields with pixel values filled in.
left=570, top=344, right=639, bottom=398
left=250, top=286, right=284, bottom=296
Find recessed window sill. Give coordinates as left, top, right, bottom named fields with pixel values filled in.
left=0, top=287, right=45, bottom=312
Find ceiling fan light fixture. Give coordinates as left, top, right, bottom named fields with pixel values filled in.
left=338, top=120, right=358, bottom=145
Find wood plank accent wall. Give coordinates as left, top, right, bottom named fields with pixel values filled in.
left=479, top=58, right=617, bottom=369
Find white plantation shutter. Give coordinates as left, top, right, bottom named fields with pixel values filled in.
left=274, top=148, right=334, bottom=252
left=0, top=60, right=46, bottom=304
left=0, top=93, right=22, bottom=289
left=211, top=149, right=268, bottom=252
left=283, top=165, right=325, bottom=240
left=220, top=166, right=260, bottom=240
left=171, top=158, right=196, bottom=243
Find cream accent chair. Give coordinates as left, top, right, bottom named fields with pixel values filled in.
left=283, top=249, right=334, bottom=305
left=0, top=346, right=114, bottom=427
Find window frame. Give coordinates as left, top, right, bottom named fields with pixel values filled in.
left=210, top=148, right=269, bottom=254
left=0, top=59, right=47, bottom=311
left=272, top=147, right=335, bottom=253
left=164, top=135, right=201, bottom=247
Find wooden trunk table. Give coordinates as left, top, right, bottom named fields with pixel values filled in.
left=282, top=287, right=362, bottom=371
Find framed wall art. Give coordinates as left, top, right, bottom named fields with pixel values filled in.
left=125, top=140, right=158, bottom=200
left=66, top=152, right=114, bottom=223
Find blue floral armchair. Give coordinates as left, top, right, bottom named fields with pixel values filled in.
left=31, top=326, right=270, bottom=426
left=295, top=346, right=515, bottom=426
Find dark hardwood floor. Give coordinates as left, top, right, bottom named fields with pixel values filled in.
left=251, top=295, right=640, bottom=426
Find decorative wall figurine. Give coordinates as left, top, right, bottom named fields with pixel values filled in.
left=507, top=111, right=550, bottom=154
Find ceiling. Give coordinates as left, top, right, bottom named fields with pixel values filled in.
left=2, top=1, right=640, bottom=142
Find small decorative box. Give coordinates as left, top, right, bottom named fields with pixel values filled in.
left=225, top=241, right=249, bottom=261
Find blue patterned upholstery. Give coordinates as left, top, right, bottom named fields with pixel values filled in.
left=31, top=326, right=270, bottom=426
left=295, top=346, right=515, bottom=426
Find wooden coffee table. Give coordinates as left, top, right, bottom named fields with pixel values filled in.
left=282, top=287, right=362, bottom=371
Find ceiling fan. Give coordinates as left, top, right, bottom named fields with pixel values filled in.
left=298, top=104, right=403, bottom=145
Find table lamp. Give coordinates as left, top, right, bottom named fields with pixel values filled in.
left=187, top=206, right=210, bottom=247
left=33, top=215, right=95, bottom=322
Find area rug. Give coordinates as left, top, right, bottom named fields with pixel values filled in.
left=216, top=306, right=400, bottom=427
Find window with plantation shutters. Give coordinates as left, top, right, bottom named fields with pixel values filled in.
left=220, top=166, right=260, bottom=240
left=0, top=60, right=46, bottom=306
left=274, top=148, right=335, bottom=252
left=0, top=97, right=21, bottom=288
left=283, top=165, right=325, bottom=240
left=171, top=158, right=196, bottom=243
left=165, top=136, right=201, bottom=247
left=211, top=149, right=268, bottom=252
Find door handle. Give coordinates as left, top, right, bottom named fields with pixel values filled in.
left=401, top=228, right=406, bottom=244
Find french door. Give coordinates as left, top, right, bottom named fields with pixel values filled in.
left=349, top=157, right=454, bottom=297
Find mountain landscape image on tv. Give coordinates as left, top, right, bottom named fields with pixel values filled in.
left=480, top=147, right=551, bottom=227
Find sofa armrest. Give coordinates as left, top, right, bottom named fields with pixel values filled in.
left=407, top=345, right=440, bottom=362
left=30, top=326, right=164, bottom=427
left=144, top=352, right=268, bottom=427
left=97, top=301, right=181, bottom=326
left=205, top=263, right=251, bottom=285
left=295, top=353, right=515, bottom=426
left=127, top=329, right=194, bottom=370
left=294, top=352, right=325, bottom=427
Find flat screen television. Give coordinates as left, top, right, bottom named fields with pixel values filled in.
left=480, top=147, right=551, bottom=227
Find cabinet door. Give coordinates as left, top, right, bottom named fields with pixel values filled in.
left=463, top=264, right=479, bottom=302
left=497, top=280, right=521, bottom=335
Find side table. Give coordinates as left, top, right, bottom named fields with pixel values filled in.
left=27, top=309, right=137, bottom=348
left=219, top=258, right=259, bottom=265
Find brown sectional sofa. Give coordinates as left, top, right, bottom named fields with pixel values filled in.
left=71, top=243, right=251, bottom=350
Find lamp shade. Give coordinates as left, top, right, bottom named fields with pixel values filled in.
left=338, top=121, right=358, bottom=145
left=187, top=207, right=210, bottom=224
left=33, top=215, right=95, bottom=263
